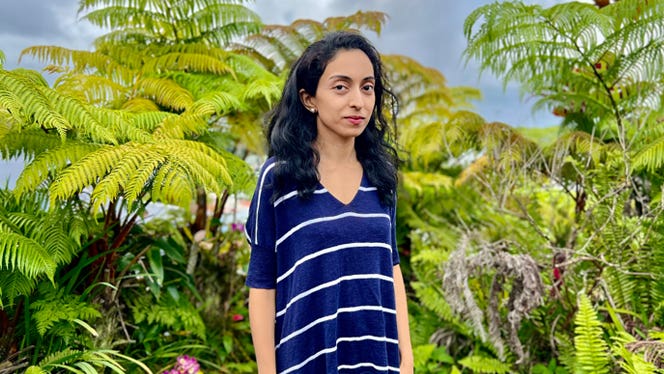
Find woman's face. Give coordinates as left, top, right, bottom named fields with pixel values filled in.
left=301, top=49, right=376, bottom=144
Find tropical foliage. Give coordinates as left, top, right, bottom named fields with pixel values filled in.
left=399, top=0, right=664, bottom=372
left=3, top=0, right=664, bottom=373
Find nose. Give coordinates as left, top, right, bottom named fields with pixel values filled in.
left=349, top=87, right=365, bottom=109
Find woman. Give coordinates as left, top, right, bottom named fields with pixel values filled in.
left=245, top=30, right=413, bottom=374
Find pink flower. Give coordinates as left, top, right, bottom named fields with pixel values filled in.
left=232, top=314, right=245, bottom=322
left=169, top=355, right=201, bottom=374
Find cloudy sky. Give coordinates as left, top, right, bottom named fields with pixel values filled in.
left=0, top=0, right=569, bottom=184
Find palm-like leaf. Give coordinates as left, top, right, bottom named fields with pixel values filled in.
left=1, top=69, right=239, bottom=211
left=79, top=0, right=261, bottom=46
left=236, top=11, right=388, bottom=74
left=0, top=190, right=83, bottom=307
left=464, top=0, right=664, bottom=138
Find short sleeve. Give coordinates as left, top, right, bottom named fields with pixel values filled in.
left=244, top=158, right=278, bottom=289
left=390, top=204, right=400, bottom=266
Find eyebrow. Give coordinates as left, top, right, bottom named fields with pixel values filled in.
left=328, top=74, right=375, bottom=82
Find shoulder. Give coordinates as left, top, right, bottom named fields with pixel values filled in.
left=256, top=156, right=281, bottom=184
left=259, top=156, right=278, bottom=174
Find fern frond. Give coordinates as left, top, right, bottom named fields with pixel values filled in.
left=574, top=294, right=611, bottom=374
left=153, top=113, right=208, bottom=138
left=20, top=46, right=135, bottom=84
left=14, top=142, right=100, bottom=196
left=30, top=285, right=101, bottom=335
left=80, top=0, right=261, bottom=47
left=0, top=270, right=36, bottom=307
left=242, top=78, right=282, bottom=108
left=129, top=291, right=206, bottom=339
left=634, top=134, right=664, bottom=172
left=190, top=91, right=243, bottom=117
left=54, top=73, right=127, bottom=105
left=458, top=355, right=513, bottom=373
left=401, top=171, right=453, bottom=198
left=28, top=346, right=153, bottom=374
left=121, top=97, right=160, bottom=112
left=0, top=70, right=69, bottom=139
left=411, top=281, right=465, bottom=331
left=87, top=144, right=157, bottom=209
left=44, top=139, right=231, bottom=210
left=0, top=231, right=57, bottom=282
left=146, top=52, right=235, bottom=77
left=136, top=77, right=194, bottom=112
left=323, top=10, right=388, bottom=35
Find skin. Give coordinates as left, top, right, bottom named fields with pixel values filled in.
left=249, top=288, right=277, bottom=374
left=250, top=48, right=413, bottom=373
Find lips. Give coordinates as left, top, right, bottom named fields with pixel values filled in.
left=346, top=116, right=365, bottom=125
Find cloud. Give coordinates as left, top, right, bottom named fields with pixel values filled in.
left=0, top=0, right=61, bottom=38
left=1, top=0, right=101, bottom=70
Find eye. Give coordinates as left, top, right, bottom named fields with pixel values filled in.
left=362, top=84, right=375, bottom=92
left=333, top=84, right=347, bottom=91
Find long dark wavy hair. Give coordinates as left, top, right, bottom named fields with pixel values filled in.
left=265, top=30, right=399, bottom=206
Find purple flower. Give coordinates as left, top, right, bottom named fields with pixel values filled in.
left=231, top=222, right=245, bottom=232
left=169, top=355, right=201, bottom=374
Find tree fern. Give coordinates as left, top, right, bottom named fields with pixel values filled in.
left=464, top=0, right=664, bottom=138
left=79, top=0, right=262, bottom=47
left=458, top=355, right=513, bottom=373
left=237, top=10, right=387, bottom=74
left=574, top=294, right=611, bottom=373
left=2, top=71, right=239, bottom=210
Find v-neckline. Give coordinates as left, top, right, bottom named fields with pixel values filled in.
left=319, top=170, right=364, bottom=206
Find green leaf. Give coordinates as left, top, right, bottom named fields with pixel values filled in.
left=147, top=247, right=164, bottom=287
left=574, top=294, right=610, bottom=374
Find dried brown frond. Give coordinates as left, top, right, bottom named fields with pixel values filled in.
left=442, top=235, right=544, bottom=363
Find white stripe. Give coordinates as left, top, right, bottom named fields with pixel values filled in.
left=273, top=188, right=327, bottom=207
left=279, top=335, right=399, bottom=374
left=337, top=335, right=399, bottom=344
left=275, top=212, right=390, bottom=249
left=276, top=242, right=392, bottom=284
left=337, top=362, right=400, bottom=372
left=280, top=346, right=336, bottom=374
left=274, top=186, right=376, bottom=207
left=253, top=162, right=276, bottom=245
left=275, top=305, right=396, bottom=349
left=276, top=274, right=393, bottom=318
left=244, top=226, right=251, bottom=242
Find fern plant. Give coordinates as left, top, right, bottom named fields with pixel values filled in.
left=464, top=0, right=664, bottom=139
left=0, top=189, right=84, bottom=307
left=236, top=10, right=388, bottom=75
left=25, top=347, right=152, bottom=374
left=573, top=294, right=611, bottom=373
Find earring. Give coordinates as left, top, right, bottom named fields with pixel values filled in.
left=309, top=108, right=316, bottom=113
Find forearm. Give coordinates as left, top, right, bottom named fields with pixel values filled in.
left=393, top=265, right=414, bottom=371
left=249, top=288, right=277, bottom=374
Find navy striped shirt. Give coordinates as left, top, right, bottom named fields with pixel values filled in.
left=245, top=157, right=401, bottom=373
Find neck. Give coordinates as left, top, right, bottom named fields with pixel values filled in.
left=315, top=138, right=357, bottom=166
